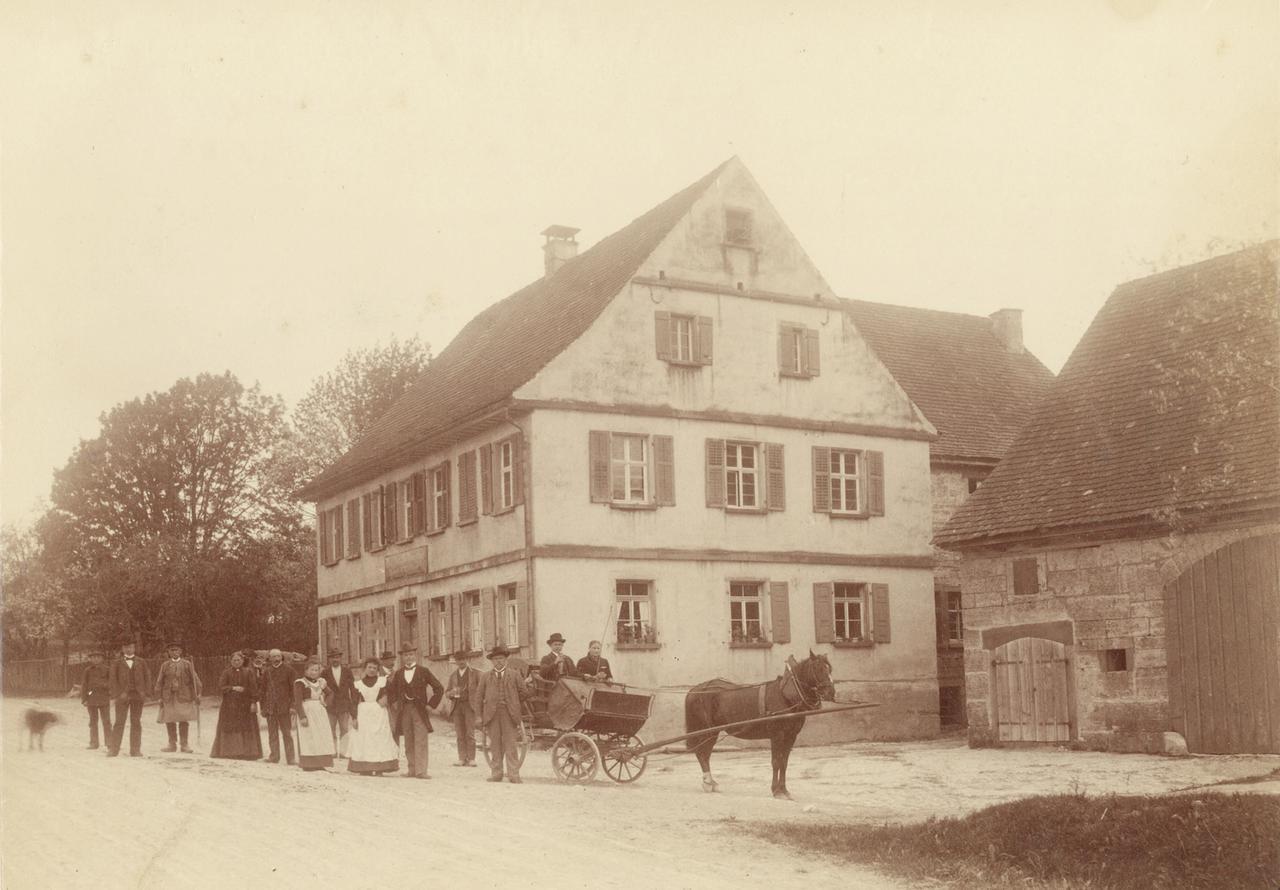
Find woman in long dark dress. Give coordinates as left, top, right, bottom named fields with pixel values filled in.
left=210, top=651, right=263, bottom=760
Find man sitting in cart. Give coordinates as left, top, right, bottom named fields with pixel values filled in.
left=538, top=632, right=578, bottom=682
left=576, top=640, right=613, bottom=682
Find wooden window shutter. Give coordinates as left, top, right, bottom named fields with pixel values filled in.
left=442, top=460, right=452, bottom=528
left=813, top=582, right=835, bottom=643
left=383, top=483, right=397, bottom=545
left=425, top=469, right=437, bottom=533
left=654, top=435, right=675, bottom=506
left=361, top=493, right=372, bottom=549
left=318, top=511, right=329, bottom=565
left=765, top=442, right=785, bottom=511
left=341, top=614, right=352, bottom=659
left=510, top=434, right=525, bottom=506
left=479, top=443, right=493, bottom=515
left=705, top=438, right=726, bottom=507
left=871, top=584, right=891, bottom=643
left=426, top=600, right=439, bottom=656
left=866, top=451, right=885, bottom=516
left=459, top=452, right=478, bottom=523
left=779, top=326, right=798, bottom=375
left=450, top=593, right=463, bottom=655
left=803, top=327, right=821, bottom=376
left=346, top=498, right=360, bottom=558
left=812, top=446, right=832, bottom=513
left=481, top=587, right=496, bottom=649
left=654, top=311, right=673, bottom=360
left=412, top=471, right=427, bottom=535
left=588, top=431, right=611, bottom=503
left=515, top=580, right=531, bottom=650
left=769, top=581, right=791, bottom=644
left=332, top=507, right=344, bottom=563
left=695, top=315, right=713, bottom=365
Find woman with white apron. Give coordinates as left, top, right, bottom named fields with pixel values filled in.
left=347, top=657, right=400, bottom=776
left=292, top=659, right=335, bottom=771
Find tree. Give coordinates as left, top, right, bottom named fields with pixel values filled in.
left=289, top=336, right=431, bottom=484
left=45, top=372, right=311, bottom=653
left=1, top=519, right=77, bottom=659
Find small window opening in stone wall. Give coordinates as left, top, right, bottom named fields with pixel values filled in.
left=1012, top=557, right=1040, bottom=596
left=1102, top=648, right=1129, bottom=672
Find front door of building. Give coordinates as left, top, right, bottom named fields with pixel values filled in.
left=991, top=636, right=1072, bottom=742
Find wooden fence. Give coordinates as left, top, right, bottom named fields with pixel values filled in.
left=2, top=653, right=312, bottom=697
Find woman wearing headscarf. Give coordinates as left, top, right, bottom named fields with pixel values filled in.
left=210, top=651, right=263, bottom=760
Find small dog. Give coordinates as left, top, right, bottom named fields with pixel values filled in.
left=23, top=708, right=60, bottom=751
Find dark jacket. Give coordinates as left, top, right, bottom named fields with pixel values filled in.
left=539, top=652, right=577, bottom=682
left=81, top=663, right=112, bottom=706
left=108, top=655, right=152, bottom=700
left=576, top=654, right=613, bottom=681
left=321, top=664, right=357, bottom=713
left=385, top=665, right=443, bottom=738
left=259, top=662, right=297, bottom=715
left=445, top=666, right=479, bottom=717
left=475, top=667, right=529, bottom=724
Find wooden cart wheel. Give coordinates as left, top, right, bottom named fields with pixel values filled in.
left=482, top=721, right=530, bottom=770
left=600, top=734, right=648, bottom=784
left=550, top=731, right=600, bottom=784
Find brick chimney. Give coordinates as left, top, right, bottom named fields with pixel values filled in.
left=988, top=308, right=1024, bottom=354
left=541, top=225, right=580, bottom=277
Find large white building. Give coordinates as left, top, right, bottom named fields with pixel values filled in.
left=299, top=159, right=943, bottom=739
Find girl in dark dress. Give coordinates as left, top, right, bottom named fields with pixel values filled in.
left=210, top=651, right=263, bottom=760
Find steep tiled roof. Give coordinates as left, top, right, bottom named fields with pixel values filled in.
left=845, top=300, right=1054, bottom=463
left=936, top=242, right=1280, bottom=549
left=299, top=160, right=732, bottom=501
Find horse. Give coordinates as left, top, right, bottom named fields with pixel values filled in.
left=684, top=651, right=835, bottom=799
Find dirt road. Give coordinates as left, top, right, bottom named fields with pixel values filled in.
left=3, top=696, right=1276, bottom=890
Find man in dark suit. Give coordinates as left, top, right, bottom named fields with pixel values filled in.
left=445, top=650, right=479, bottom=766
left=260, top=648, right=297, bottom=765
left=80, top=650, right=113, bottom=749
left=475, top=645, right=530, bottom=783
left=539, top=632, right=577, bottom=682
left=323, top=649, right=357, bottom=758
left=107, top=641, right=152, bottom=757
left=384, top=645, right=443, bottom=778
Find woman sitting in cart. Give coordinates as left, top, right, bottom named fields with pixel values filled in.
left=576, top=640, right=613, bottom=682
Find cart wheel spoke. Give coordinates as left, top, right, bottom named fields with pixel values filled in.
left=601, top=734, right=648, bottom=784
left=550, top=731, right=599, bottom=784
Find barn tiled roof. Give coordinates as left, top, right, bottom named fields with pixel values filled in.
left=845, top=300, right=1054, bottom=463
left=298, top=160, right=732, bottom=501
left=936, top=241, right=1280, bottom=549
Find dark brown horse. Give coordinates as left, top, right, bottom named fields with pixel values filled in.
left=684, top=652, right=835, bottom=799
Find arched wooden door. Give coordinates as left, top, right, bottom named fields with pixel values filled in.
left=991, top=637, right=1073, bottom=741
left=1165, top=534, right=1280, bottom=754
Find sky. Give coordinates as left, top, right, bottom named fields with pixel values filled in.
left=2, top=0, right=1277, bottom=527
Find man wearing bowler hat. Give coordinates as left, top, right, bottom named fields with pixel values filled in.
left=475, top=645, right=529, bottom=783
left=154, top=641, right=201, bottom=753
left=539, top=632, right=577, bottom=682
left=384, top=645, right=443, bottom=779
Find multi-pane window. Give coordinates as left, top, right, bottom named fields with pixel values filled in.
left=398, top=479, right=414, bottom=542
left=500, top=584, right=519, bottom=646
left=434, top=597, right=449, bottom=656
left=945, top=590, right=963, bottom=644
left=499, top=440, right=515, bottom=509
left=399, top=597, right=418, bottom=650
left=364, top=488, right=385, bottom=551
left=432, top=464, right=449, bottom=529
left=725, top=442, right=759, bottom=509
left=781, top=327, right=803, bottom=375
left=466, top=591, right=482, bottom=652
left=830, top=449, right=861, bottom=513
left=725, top=208, right=754, bottom=245
left=610, top=434, right=649, bottom=503
left=729, top=581, right=766, bottom=643
left=616, top=581, right=656, bottom=645
left=833, top=582, right=867, bottom=642
left=670, top=315, right=695, bottom=362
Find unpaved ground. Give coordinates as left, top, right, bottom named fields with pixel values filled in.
left=2, top=696, right=1276, bottom=890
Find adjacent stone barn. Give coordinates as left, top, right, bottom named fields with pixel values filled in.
left=847, top=301, right=1054, bottom=728
left=935, top=242, right=1280, bottom=754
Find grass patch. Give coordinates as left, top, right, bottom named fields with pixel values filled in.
left=749, top=792, right=1279, bottom=889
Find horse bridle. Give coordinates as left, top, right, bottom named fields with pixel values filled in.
left=782, top=658, right=830, bottom=711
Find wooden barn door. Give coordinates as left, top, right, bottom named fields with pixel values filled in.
left=1165, top=534, right=1280, bottom=754
left=991, top=637, right=1072, bottom=741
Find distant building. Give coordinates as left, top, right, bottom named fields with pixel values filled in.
left=847, top=301, right=1054, bottom=728
left=936, top=242, right=1280, bottom=754
left=299, top=158, right=944, bottom=740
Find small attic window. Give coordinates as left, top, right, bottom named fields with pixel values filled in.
left=725, top=208, right=754, bottom=246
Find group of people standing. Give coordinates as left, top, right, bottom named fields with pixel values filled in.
left=79, top=631, right=613, bottom=784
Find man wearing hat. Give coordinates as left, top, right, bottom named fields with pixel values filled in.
left=383, top=645, right=443, bottom=779
left=539, top=633, right=578, bottom=682
left=444, top=650, right=479, bottom=766
left=323, top=649, right=357, bottom=758
left=154, top=642, right=202, bottom=753
left=107, top=640, right=151, bottom=757
left=475, top=645, right=529, bottom=783
left=80, top=650, right=113, bottom=750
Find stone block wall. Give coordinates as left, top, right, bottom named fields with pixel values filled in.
left=957, top=521, right=1280, bottom=752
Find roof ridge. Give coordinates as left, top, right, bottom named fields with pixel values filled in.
left=844, top=297, right=1001, bottom=324
left=1111, top=239, right=1279, bottom=293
